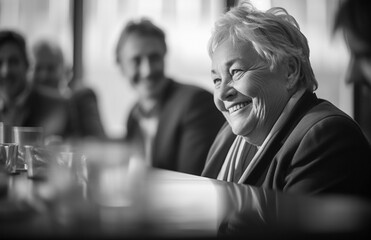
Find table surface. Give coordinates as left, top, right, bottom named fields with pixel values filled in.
left=1, top=162, right=371, bottom=239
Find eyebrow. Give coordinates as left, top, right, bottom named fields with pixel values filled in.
left=210, top=58, right=241, bottom=75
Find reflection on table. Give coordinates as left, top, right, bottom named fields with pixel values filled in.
left=1, top=142, right=371, bottom=239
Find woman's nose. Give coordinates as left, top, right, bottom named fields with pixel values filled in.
left=216, top=80, right=237, bottom=101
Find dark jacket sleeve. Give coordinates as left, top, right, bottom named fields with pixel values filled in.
left=68, top=87, right=106, bottom=139
left=201, top=122, right=236, bottom=178
left=282, top=114, right=371, bottom=198
left=174, top=89, right=225, bottom=175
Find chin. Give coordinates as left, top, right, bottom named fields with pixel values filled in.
left=230, top=119, right=255, bottom=138
left=230, top=124, right=246, bottom=136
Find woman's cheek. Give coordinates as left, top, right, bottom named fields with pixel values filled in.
left=233, top=72, right=263, bottom=96
left=213, top=95, right=226, bottom=112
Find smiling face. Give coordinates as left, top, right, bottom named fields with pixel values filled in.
left=211, top=39, right=292, bottom=145
left=31, top=47, right=66, bottom=90
left=117, top=33, right=169, bottom=104
left=0, top=42, right=28, bottom=102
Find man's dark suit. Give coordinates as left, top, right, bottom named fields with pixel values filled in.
left=0, top=86, right=101, bottom=141
left=69, top=87, right=106, bottom=139
left=202, top=91, right=371, bottom=199
left=125, top=79, right=225, bottom=175
left=0, top=88, right=71, bottom=139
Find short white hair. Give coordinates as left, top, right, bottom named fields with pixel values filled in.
left=208, top=1, right=318, bottom=91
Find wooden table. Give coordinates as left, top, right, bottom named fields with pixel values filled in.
left=1, top=162, right=371, bottom=239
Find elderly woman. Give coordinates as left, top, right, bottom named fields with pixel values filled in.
left=201, top=2, right=371, bottom=199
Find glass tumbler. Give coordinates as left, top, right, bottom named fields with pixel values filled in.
left=12, top=126, right=44, bottom=172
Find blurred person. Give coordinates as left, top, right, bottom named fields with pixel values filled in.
left=333, top=0, right=371, bottom=88
left=0, top=30, right=71, bottom=140
left=201, top=1, right=371, bottom=199
left=333, top=0, right=371, bottom=144
left=30, top=39, right=72, bottom=96
left=30, top=39, right=106, bottom=140
left=115, top=18, right=225, bottom=175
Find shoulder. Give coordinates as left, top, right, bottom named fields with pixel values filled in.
left=26, top=88, right=69, bottom=117
left=160, top=80, right=221, bottom=121
left=169, top=80, right=213, bottom=100
left=29, top=87, right=67, bottom=103
left=303, top=100, right=358, bottom=128
left=293, top=99, right=368, bottom=145
left=71, top=87, right=97, bottom=101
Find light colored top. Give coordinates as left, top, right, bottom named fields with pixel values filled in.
left=132, top=103, right=160, bottom=166
left=139, top=114, right=159, bottom=166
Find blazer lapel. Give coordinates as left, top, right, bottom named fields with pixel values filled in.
left=201, top=123, right=237, bottom=178
left=241, top=91, right=320, bottom=185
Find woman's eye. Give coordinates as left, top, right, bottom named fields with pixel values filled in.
left=213, top=78, right=221, bottom=86
left=231, top=69, right=243, bottom=77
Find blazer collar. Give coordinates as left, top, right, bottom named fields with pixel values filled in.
left=201, top=122, right=236, bottom=178
left=240, top=90, right=319, bottom=185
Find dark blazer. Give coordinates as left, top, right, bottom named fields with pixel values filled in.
left=21, top=88, right=72, bottom=138
left=1, top=86, right=103, bottom=141
left=125, top=79, right=225, bottom=175
left=69, top=87, right=106, bottom=139
left=202, top=91, right=371, bottom=199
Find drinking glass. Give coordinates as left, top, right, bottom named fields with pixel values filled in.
left=24, top=145, right=50, bottom=180
left=12, top=126, right=44, bottom=172
left=0, top=122, right=12, bottom=143
left=81, top=141, right=145, bottom=207
left=0, top=143, right=18, bottom=174
left=48, top=150, right=88, bottom=198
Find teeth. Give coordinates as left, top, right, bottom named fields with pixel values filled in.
left=229, top=102, right=249, bottom=114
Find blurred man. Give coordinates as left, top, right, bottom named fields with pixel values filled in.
left=30, top=39, right=72, bottom=96
left=115, top=18, right=225, bottom=175
left=333, top=0, right=371, bottom=87
left=0, top=30, right=70, bottom=139
left=333, top=0, right=371, bottom=143
left=30, top=39, right=106, bottom=139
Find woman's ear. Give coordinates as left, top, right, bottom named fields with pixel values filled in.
left=286, top=57, right=300, bottom=90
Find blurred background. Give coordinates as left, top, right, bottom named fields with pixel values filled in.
left=0, top=0, right=357, bottom=140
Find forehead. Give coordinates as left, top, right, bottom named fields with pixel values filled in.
left=120, top=33, right=166, bottom=57
left=34, top=51, right=61, bottom=65
left=211, top=39, right=260, bottom=70
left=0, top=42, right=25, bottom=59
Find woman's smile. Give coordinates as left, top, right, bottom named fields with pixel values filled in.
left=227, top=101, right=251, bottom=114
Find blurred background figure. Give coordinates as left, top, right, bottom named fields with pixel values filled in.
left=30, top=39, right=72, bottom=97
left=0, top=30, right=71, bottom=140
left=115, top=18, right=225, bottom=175
left=333, top=0, right=371, bottom=87
left=333, top=0, right=371, bottom=144
left=30, top=38, right=106, bottom=140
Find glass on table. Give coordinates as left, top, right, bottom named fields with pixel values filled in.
left=0, top=122, right=12, bottom=143
left=57, top=151, right=88, bottom=185
left=12, top=126, right=44, bottom=172
left=0, top=142, right=19, bottom=174
left=47, top=149, right=89, bottom=199
left=24, top=145, right=50, bottom=180
left=80, top=140, right=147, bottom=207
